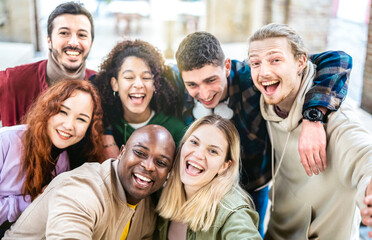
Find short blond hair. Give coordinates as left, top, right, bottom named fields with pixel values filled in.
left=249, top=23, right=309, bottom=60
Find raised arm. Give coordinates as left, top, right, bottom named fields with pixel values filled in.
left=299, top=51, right=352, bottom=176
left=306, top=50, right=352, bottom=111
left=46, top=183, right=99, bottom=240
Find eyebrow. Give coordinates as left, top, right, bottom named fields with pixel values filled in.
left=184, top=75, right=217, bottom=85
left=160, top=154, right=171, bottom=163
left=133, top=143, right=172, bottom=162
left=58, top=27, right=89, bottom=33
left=249, top=50, right=283, bottom=58
left=122, top=70, right=153, bottom=75
left=61, top=104, right=91, bottom=119
left=191, top=134, right=223, bottom=151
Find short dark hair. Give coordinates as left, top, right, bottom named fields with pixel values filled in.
left=47, top=1, right=94, bottom=40
left=175, top=31, right=225, bottom=73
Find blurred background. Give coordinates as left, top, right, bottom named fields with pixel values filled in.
left=0, top=0, right=372, bottom=238
left=0, top=0, right=371, bottom=111
left=0, top=0, right=371, bottom=112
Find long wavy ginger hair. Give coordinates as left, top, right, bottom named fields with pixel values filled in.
left=21, top=80, right=104, bottom=201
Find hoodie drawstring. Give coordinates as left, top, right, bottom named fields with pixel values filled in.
left=267, top=122, right=291, bottom=211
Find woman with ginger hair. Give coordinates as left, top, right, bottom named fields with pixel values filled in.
left=155, top=115, right=261, bottom=239
left=0, top=80, right=104, bottom=234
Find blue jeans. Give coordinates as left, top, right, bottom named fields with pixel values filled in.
left=249, top=185, right=269, bottom=237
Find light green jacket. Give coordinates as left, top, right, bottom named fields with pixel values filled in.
left=155, top=187, right=262, bottom=240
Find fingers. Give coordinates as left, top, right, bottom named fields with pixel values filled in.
left=308, top=155, right=320, bottom=175
left=364, top=195, right=372, bottom=206
left=319, top=146, right=327, bottom=169
left=313, top=151, right=324, bottom=172
left=362, top=207, right=372, bottom=216
left=362, top=214, right=372, bottom=226
left=299, top=151, right=313, bottom=176
left=299, top=149, right=322, bottom=176
left=299, top=146, right=326, bottom=176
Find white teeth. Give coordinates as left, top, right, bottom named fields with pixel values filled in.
left=134, top=173, right=151, bottom=182
left=204, top=96, right=213, bottom=102
left=66, top=51, right=80, bottom=56
left=262, top=80, right=279, bottom=86
left=130, top=93, right=145, bottom=98
left=57, top=130, right=71, bottom=138
left=187, top=161, right=204, bottom=170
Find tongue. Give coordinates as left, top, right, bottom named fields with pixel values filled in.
left=131, top=97, right=144, bottom=105
left=136, top=176, right=151, bottom=187
left=266, top=82, right=279, bottom=94
left=188, top=164, right=202, bottom=175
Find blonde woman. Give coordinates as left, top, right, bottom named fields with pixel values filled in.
left=155, top=114, right=262, bottom=239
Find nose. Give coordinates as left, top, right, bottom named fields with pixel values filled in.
left=68, top=34, right=79, bottom=47
left=133, top=76, right=145, bottom=88
left=62, top=117, right=74, bottom=130
left=193, top=147, right=205, bottom=160
left=259, top=62, right=271, bottom=78
left=141, top=158, right=156, bottom=172
left=198, top=87, right=209, bottom=100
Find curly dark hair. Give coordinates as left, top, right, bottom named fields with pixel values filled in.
left=94, top=39, right=179, bottom=127
left=175, top=31, right=225, bottom=73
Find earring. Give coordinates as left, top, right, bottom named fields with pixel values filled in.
left=113, top=91, right=118, bottom=97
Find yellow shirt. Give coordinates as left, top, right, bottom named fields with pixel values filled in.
left=120, top=203, right=137, bottom=240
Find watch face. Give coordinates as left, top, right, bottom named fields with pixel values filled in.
left=309, top=109, right=321, bottom=119
left=304, top=108, right=324, bottom=121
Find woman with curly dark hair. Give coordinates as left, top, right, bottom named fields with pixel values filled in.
left=0, top=79, right=104, bottom=231
left=92, top=39, right=186, bottom=158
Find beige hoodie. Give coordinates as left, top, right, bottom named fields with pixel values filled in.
left=261, top=62, right=372, bottom=240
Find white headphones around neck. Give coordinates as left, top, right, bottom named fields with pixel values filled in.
left=192, top=98, right=234, bottom=120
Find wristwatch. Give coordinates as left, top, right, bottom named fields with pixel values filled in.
left=303, top=107, right=327, bottom=122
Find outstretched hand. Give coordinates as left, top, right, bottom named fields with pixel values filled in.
left=361, top=178, right=372, bottom=238
left=298, top=119, right=327, bottom=176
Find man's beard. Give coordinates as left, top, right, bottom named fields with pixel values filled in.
left=50, top=47, right=86, bottom=73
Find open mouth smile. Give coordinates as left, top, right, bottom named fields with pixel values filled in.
left=65, top=50, right=81, bottom=57
left=63, top=47, right=83, bottom=58
left=261, top=80, right=280, bottom=94
left=133, top=173, right=153, bottom=188
left=185, top=160, right=205, bottom=176
left=129, top=93, right=146, bottom=105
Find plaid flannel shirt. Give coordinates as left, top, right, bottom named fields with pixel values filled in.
left=168, top=50, right=352, bottom=192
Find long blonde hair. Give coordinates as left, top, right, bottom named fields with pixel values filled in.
left=156, top=115, right=252, bottom=231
